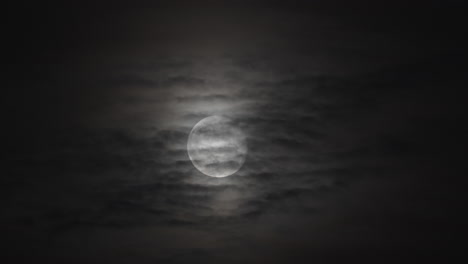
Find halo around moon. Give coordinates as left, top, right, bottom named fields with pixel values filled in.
left=187, top=115, right=247, bottom=177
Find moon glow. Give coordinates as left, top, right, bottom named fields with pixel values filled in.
left=187, top=116, right=247, bottom=177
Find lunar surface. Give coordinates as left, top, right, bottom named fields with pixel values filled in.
left=187, top=116, right=247, bottom=177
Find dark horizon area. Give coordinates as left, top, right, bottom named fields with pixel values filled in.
left=3, top=1, right=467, bottom=263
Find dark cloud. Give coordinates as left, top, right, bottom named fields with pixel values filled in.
left=163, top=76, right=206, bottom=87
left=176, top=94, right=232, bottom=103
left=3, top=0, right=466, bottom=263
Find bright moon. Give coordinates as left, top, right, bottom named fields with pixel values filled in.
left=187, top=115, right=247, bottom=177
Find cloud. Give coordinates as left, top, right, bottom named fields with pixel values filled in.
left=5, top=64, right=413, bottom=239
left=176, top=94, right=232, bottom=103
left=162, top=76, right=206, bottom=88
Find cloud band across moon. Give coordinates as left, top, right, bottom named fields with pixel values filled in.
left=188, top=115, right=247, bottom=177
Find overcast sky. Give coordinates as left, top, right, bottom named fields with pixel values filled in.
left=3, top=1, right=467, bottom=263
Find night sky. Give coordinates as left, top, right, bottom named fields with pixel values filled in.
left=4, top=1, right=468, bottom=263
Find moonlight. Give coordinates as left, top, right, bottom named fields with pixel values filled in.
left=187, top=116, right=247, bottom=177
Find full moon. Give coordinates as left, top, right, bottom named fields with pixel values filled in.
left=187, top=115, right=247, bottom=177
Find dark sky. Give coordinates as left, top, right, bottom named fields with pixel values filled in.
left=3, top=1, right=467, bottom=263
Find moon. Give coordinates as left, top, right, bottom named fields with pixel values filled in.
left=187, top=115, right=247, bottom=177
